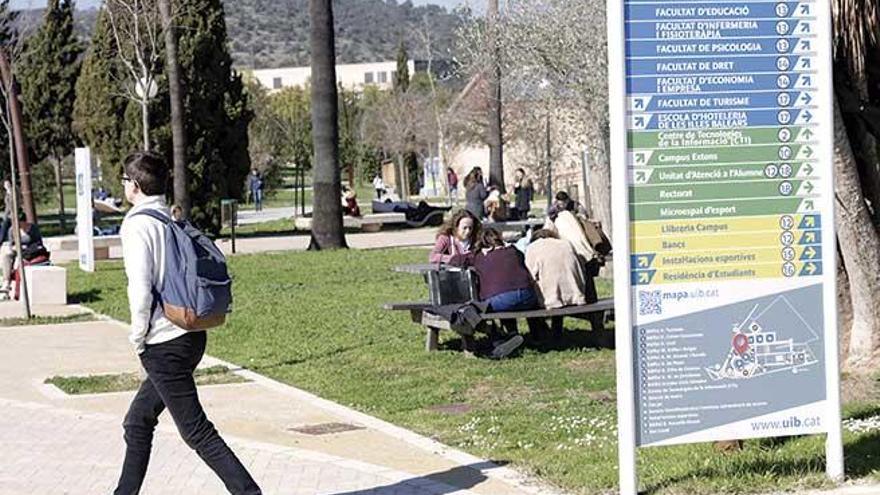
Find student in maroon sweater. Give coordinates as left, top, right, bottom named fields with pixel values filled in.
left=451, top=228, right=539, bottom=341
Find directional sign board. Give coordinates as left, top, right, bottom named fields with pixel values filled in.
left=606, top=0, right=842, bottom=492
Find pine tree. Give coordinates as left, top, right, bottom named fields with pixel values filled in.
left=394, top=39, right=409, bottom=93
left=176, top=0, right=252, bottom=234
left=19, top=0, right=83, bottom=228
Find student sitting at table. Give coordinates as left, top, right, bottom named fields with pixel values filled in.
left=429, top=210, right=480, bottom=264
left=450, top=228, right=541, bottom=356
left=525, top=229, right=587, bottom=338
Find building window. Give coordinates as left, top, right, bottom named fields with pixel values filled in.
left=272, top=77, right=282, bottom=89
left=378, top=71, right=388, bottom=83
left=364, top=72, right=374, bottom=84
left=391, top=71, right=397, bottom=83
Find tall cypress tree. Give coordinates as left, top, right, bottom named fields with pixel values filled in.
left=0, top=0, right=15, bottom=182
left=394, top=39, right=409, bottom=93
left=19, top=0, right=83, bottom=228
left=176, top=0, right=251, bottom=233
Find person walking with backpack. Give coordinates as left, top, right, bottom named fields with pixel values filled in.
left=115, top=152, right=261, bottom=495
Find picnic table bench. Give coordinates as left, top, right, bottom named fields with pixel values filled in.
left=294, top=213, right=407, bottom=232
left=384, top=297, right=614, bottom=352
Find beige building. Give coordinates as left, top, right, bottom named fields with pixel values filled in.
left=251, top=60, right=415, bottom=92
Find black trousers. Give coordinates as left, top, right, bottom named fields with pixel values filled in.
left=114, top=332, right=261, bottom=495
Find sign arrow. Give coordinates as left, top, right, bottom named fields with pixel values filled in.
left=800, top=39, right=811, bottom=51
left=799, top=22, right=811, bottom=33
left=636, top=153, right=646, bottom=164
left=801, top=231, right=818, bottom=244
left=800, top=214, right=820, bottom=228
left=631, top=254, right=656, bottom=269
left=800, top=246, right=821, bottom=260
left=634, top=99, right=645, bottom=110
left=800, top=57, right=812, bottom=69
left=800, top=4, right=810, bottom=14
left=632, top=270, right=656, bottom=285
left=800, top=92, right=812, bottom=105
left=801, top=128, right=814, bottom=140
left=801, top=75, right=813, bottom=87
left=634, top=116, right=645, bottom=127
left=800, top=262, right=821, bottom=276
left=802, top=162, right=814, bottom=175
left=635, top=171, right=647, bottom=182
left=803, top=181, right=814, bottom=193
left=803, top=199, right=815, bottom=210
left=803, top=145, right=814, bottom=157
left=801, top=110, right=813, bottom=123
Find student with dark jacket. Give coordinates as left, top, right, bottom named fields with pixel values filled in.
left=463, top=167, right=488, bottom=219
left=451, top=228, right=540, bottom=357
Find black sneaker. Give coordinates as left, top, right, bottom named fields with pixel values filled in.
left=490, top=334, right=524, bottom=359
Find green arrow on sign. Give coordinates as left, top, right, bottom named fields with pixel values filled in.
left=804, top=200, right=815, bottom=210
left=803, top=146, right=814, bottom=158
left=805, top=263, right=817, bottom=275
left=635, top=171, right=647, bottom=182
left=802, top=163, right=814, bottom=175
left=801, top=128, right=814, bottom=139
left=636, top=154, right=646, bottom=164
left=804, top=216, right=816, bottom=228
left=804, top=232, right=817, bottom=243
left=803, top=181, right=814, bottom=193
left=803, top=246, right=816, bottom=259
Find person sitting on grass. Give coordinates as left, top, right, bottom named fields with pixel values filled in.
left=429, top=210, right=480, bottom=264
left=451, top=228, right=542, bottom=358
left=525, top=229, right=587, bottom=339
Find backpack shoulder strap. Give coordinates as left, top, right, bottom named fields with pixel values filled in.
left=132, top=209, right=171, bottom=225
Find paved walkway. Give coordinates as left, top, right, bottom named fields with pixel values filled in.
left=0, top=315, right=553, bottom=495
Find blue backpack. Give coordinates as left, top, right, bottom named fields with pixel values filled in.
left=135, top=209, right=232, bottom=330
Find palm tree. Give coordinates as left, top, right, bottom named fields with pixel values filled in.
left=158, top=0, right=189, bottom=218
left=832, top=0, right=880, bottom=370
left=308, top=0, right=346, bottom=249
left=486, top=0, right=504, bottom=192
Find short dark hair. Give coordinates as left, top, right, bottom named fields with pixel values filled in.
left=477, top=227, right=504, bottom=249
left=555, top=191, right=570, bottom=202
left=124, top=151, right=168, bottom=196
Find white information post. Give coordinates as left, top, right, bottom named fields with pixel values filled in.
left=75, top=147, right=95, bottom=273
left=606, top=0, right=843, bottom=492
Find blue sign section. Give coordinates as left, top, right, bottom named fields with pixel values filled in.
left=632, top=108, right=814, bottom=130
left=630, top=92, right=814, bottom=112
left=625, top=20, right=807, bottom=40
left=628, top=37, right=812, bottom=58
left=627, top=56, right=814, bottom=76
left=625, top=2, right=810, bottom=20
left=627, top=72, right=815, bottom=94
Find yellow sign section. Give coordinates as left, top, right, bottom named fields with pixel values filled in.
left=633, top=231, right=782, bottom=251
left=632, top=246, right=820, bottom=271
left=630, top=214, right=817, bottom=238
left=633, top=261, right=823, bottom=285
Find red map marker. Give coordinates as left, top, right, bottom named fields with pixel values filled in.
left=733, top=333, right=749, bottom=355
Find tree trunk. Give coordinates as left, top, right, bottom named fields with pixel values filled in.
left=833, top=97, right=880, bottom=371
left=588, top=117, right=613, bottom=237
left=54, top=156, right=65, bottom=231
left=486, top=0, right=504, bottom=192
left=141, top=99, right=150, bottom=151
left=159, top=0, right=190, bottom=218
left=0, top=49, right=36, bottom=225
left=308, top=0, right=346, bottom=250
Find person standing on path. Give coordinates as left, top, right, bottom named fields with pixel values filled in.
left=464, top=167, right=488, bottom=219
left=512, top=168, right=534, bottom=220
left=247, top=168, right=263, bottom=212
left=446, top=167, right=459, bottom=205
left=115, top=152, right=261, bottom=495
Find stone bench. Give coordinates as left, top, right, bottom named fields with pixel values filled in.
left=24, top=265, right=67, bottom=306
left=44, top=235, right=122, bottom=252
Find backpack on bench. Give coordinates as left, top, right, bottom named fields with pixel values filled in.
left=135, top=210, right=232, bottom=330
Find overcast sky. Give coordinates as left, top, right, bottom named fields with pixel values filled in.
left=10, top=0, right=471, bottom=11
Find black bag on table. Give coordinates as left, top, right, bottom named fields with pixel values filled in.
left=426, top=266, right=478, bottom=306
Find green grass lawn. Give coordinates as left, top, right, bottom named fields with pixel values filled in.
left=46, top=365, right=246, bottom=395
left=66, top=249, right=880, bottom=494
